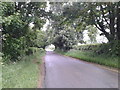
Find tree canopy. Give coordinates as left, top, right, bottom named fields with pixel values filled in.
left=1, top=2, right=120, bottom=62
left=1, top=2, right=47, bottom=62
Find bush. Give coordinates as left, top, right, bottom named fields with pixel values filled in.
left=73, top=44, right=101, bottom=51
left=39, top=48, right=45, bottom=52
left=73, top=42, right=119, bottom=56
left=64, top=50, right=119, bottom=68
left=2, top=13, right=29, bottom=62
left=25, top=47, right=45, bottom=55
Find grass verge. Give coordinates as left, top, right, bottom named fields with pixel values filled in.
left=0, top=52, right=2, bottom=89
left=56, top=49, right=119, bottom=69
left=2, top=51, right=45, bottom=88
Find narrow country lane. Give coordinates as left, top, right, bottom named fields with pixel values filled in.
left=44, top=51, right=118, bottom=88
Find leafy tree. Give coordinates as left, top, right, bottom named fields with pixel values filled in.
left=52, top=29, right=77, bottom=51
left=46, top=2, right=84, bottom=50
left=1, top=2, right=47, bottom=62
left=61, top=2, right=120, bottom=55
left=35, top=30, right=48, bottom=48
left=62, top=2, right=120, bottom=42
left=86, top=25, right=98, bottom=44
left=2, top=13, right=28, bottom=61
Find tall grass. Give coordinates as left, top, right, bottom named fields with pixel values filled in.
left=60, top=50, right=119, bottom=68
left=2, top=51, right=45, bottom=88
left=0, top=52, right=2, bottom=89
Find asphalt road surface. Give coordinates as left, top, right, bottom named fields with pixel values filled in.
left=44, top=51, right=118, bottom=88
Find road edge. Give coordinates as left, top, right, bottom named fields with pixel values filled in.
left=37, top=55, right=46, bottom=88
left=55, top=52, right=119, bottom=73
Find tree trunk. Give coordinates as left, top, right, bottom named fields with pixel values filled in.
left=116, top=2, right=120, bottom=41
left=109, top=4, right=116, bottom=41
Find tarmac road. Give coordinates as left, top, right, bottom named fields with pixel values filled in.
left=44, top=51, right=118, bottom=88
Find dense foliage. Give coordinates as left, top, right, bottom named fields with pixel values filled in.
left=47, top=2, right=120, bottom=55
left=62, top=2, right=120, bottom=42
left=73, top=43, right=118, bottom=56
left=63, top=50, right=118, bottom=68
left=1, top=2, right=120, bottom=62
left=1, top=2, right=47, bottom=62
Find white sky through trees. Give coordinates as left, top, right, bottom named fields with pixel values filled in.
left=42, top=1, right=108, bottom=44
left=83, top=30, right=108, bottom=44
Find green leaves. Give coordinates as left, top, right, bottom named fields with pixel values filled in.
left=2, top=14, right=27, bottom=38
left=0, top=2, right=15, bottom=17
left=1, top=2, right=47, bottom=62
left=52, top=29, right=78, bottom=51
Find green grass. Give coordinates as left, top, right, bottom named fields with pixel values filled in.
left=2, top=51, right=45, bottom=88
left=0, top=53, right=2, bottom=90
left=58, top=50, right=119, bottom=68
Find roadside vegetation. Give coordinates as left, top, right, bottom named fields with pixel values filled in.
left=1, top=2, right=47, bottom=88
left=64, top=50, right=118, bottom=68
left=2, top=50, right=45, bottom=88
left=51, top=2, right=119, bottom=69
left=0, top=52, right=2, bottom=89
left=56, top=43, right=119, bottom=68
left=1, top=2, right=120, bottom=88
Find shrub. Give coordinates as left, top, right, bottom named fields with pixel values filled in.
left=73, top=42, right=118, bottom=56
